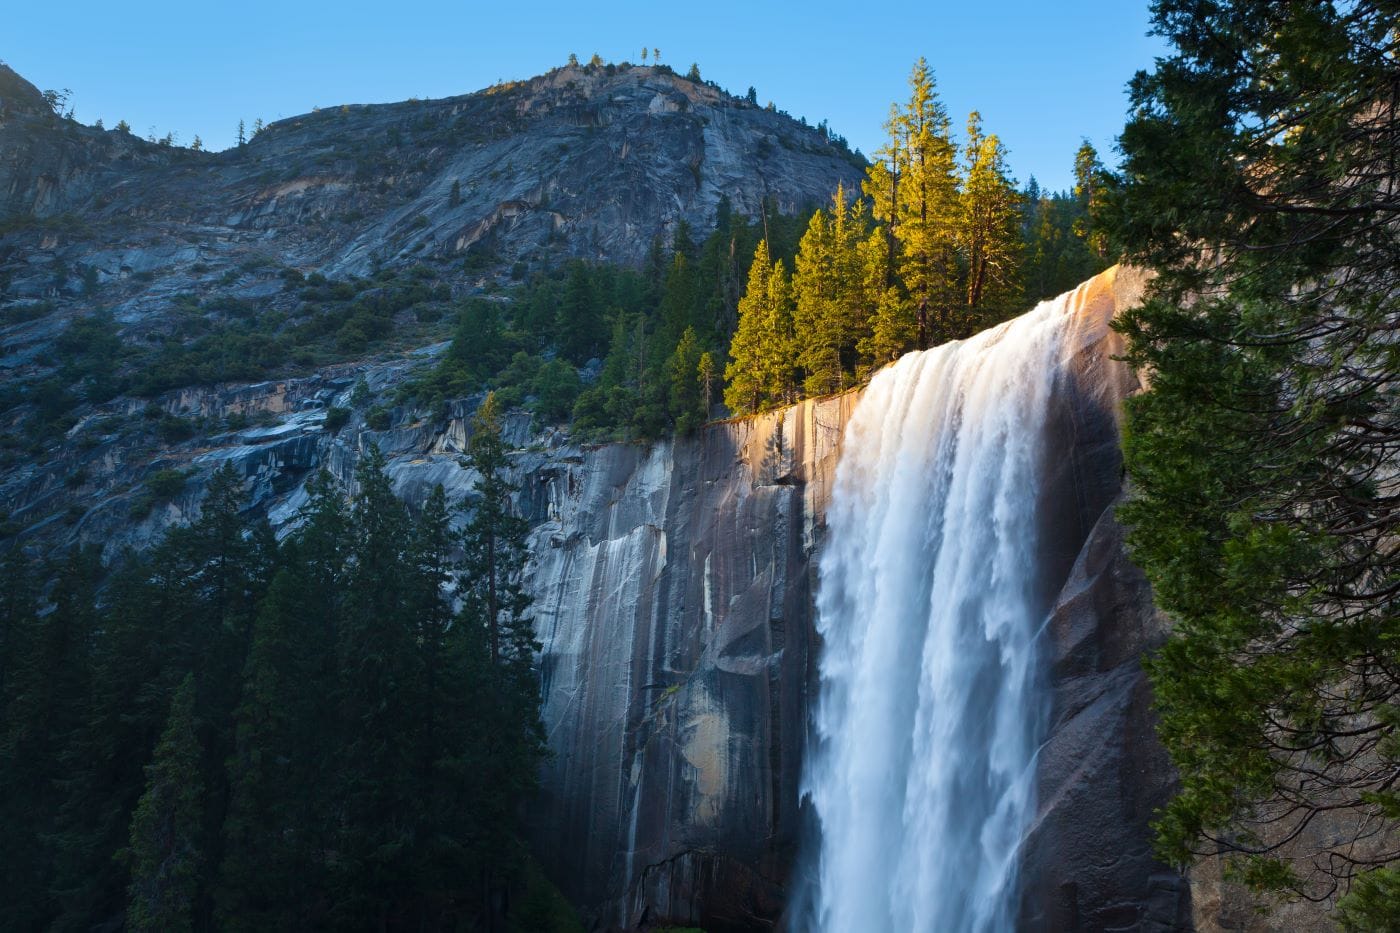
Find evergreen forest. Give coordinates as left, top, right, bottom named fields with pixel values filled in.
left=0, top=398, right=573, bottom=931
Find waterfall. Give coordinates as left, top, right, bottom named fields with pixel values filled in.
left=805, top=284, right=1092, bottom=932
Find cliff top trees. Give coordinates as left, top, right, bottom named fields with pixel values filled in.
left=1071, top=140, right=1109, bottom=260
left=725, top=58, right=1069, bottom=410
left=793, top=185, right=875, bottom=395
left=1109, top=1, right=1400, bottom=925
left=667, top=327, right=705, bottom=435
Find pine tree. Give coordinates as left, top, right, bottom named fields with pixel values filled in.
left=557, top=261, right=603, bottom=364
left=959, top=112, right=1023, bottom=324
left=1, top=546, right=103, bottom=928
left=294, top=469, right=351, bottom=628
left=1019, top=160, right=1105, bottom=305
left=126, top=674, right=203, bottom=933
left=217, top=563, right=326, bottom=930
left=0, top=546, right=51, bottom=929
left=1108, top=2, right=1400, bottom=923
left=792, top=186, right=870, bottom=394
left=697, top=351, right=716, bottom=417
left=793, top=207, right=842, bottom=395
left=692, top=195, right=753, bottom=339
left=859, top=226, right=914, bottom=365
left=185, top=464, right=268, bottom=888
left=873, top=58, right=961, bottom=347
left=667, top=327, right=705, bottom=435
left=408, top=481, right=498, bottom=921
left=457, top=394, right=543, bottom=918
left=461, top=394, right=532, bottom=670
left=1071, top=140, right=1108, bottom=259
left=331, top=444, right=422, bottom=923
left=658, top=249, right=699, bottom=347
left=48, top=554, right=177, bottom=928
left=725, top=240, right=795, bottom=414
left=408, top=484, right=457, bottom=780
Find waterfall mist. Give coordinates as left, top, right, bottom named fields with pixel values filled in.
left=803, top=285, right=1095, bottom=932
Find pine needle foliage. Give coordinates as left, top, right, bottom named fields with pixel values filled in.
left=1107, top=1, right=1400, bottom=924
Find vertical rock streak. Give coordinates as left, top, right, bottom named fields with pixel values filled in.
left=808, top=285, right=1092, bottom=932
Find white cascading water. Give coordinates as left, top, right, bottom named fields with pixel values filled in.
left=806, top=284, right=1090, bottom=932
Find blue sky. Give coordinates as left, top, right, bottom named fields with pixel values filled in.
left=4, top=0, right=1164, bottom=193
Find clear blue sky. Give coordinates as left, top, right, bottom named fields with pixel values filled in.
left=4, top=0, right=1164, bottom=193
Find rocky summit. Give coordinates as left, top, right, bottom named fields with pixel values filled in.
left=0, top=60, right=860, bottom=298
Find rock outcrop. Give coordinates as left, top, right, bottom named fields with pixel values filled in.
left=0, top=61, right=864, bottom=557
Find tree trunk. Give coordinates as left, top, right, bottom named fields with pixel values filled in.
left=487, top=528, right=498, bottom=666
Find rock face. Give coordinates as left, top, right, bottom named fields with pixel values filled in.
left=1016, top=267, right=1196, bottom=931
left=524, top=396, right=854, bottom=930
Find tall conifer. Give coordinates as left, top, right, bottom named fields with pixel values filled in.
left=126, top=675, right=203, bottom=933
left=333, top=445, right=422, bottom=924
left=879, top=58, right=960, bottom=347
left=959, top=112, right=1023, bottom=323
left=725, top=240, right=795, bottom=414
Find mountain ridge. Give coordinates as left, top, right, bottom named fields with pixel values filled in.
left=0, top=60, right=862, bottom=279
